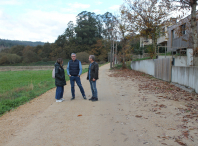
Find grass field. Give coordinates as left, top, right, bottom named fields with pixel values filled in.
left=0, top=68, right=88, bottom=115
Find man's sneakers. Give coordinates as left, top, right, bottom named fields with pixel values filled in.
left=92, top=98, right=98, bottom=102
left=61, top=98, right=65, bottom=101
left=89, top=97, right=94, bottom=100
left=89, top=97, right=98, bottom=102
left=56, top=99, right=63, bottom=102
left=83, top=96, right=87, bottom=100
left=71, top=97, right=75, bottom=100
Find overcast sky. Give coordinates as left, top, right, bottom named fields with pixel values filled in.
left=0, top=0, right=123, bottom=43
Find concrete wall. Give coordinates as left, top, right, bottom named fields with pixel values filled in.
left=131, top=59, right=198, bottom=93
left=155, top=58, right=172, bottom=82
left=187, top=49, right=193, bottom=66
left=158, top=56, right=172, bottom=59
left=174, top=56, right=187, bottom=66
left=172, top=66, right=198, bottom=93
left=131, top=59, right=155, bottom=76
left=195, top=57, right=198, bottom=66
left=131, top=58, right=172, bottom=81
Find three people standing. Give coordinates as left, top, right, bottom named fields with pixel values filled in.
left=54, top=54, right=99, bottom=102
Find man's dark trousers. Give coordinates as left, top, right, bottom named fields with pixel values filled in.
left=70, top=76, right=85, bottom=98
left=89, top=80, right=97, bottom=98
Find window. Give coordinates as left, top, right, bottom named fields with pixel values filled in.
left=171, top=29, right=174, bottom=47
left=172, top=30, right=175, bottom=39
left=162, top=28, right=165, bottom=36
left=181, top=24, right=186, bottom=35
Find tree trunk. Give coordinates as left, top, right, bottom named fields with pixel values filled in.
left=113, top=37, right=115, bottom=67
left=110, top=39, right=113, bottom=69
left=122, top=43, right=126, bottom=69
left=152, top=34, right=157, bottom=59
left=191, top=1, right=197, bottom=66
left=115, top=40, right=117, bottom=64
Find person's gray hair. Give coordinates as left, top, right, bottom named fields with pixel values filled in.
left=71, top=53, right=76, bottom=56
left=89, top=55, right=95, bottom=61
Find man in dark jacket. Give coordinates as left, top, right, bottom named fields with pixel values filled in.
left=87, top=55, right=99, bottom=101
left=55, top=58, right=66, bottom=102
left=67, top=53, right=86, bottom=100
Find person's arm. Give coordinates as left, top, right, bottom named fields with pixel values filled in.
left=55, top=66, right=63, bottom=79
left=94, top=63, right=99, bottom=80
left=67, top=62, right=70, bottom=76
left=78, top=61, right=82, bottom=76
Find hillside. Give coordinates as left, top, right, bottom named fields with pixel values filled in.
left=0, top=39, right=45, bottom=49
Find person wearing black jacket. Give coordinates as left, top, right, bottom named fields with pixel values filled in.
left=55, top=58, right=66, bottom=102
left=87, top=55, right=99, bottom=101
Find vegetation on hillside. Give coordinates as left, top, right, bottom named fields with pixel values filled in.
left=0, top=39, right=45, bottom=48
left=0, top=11, right=122, bottom=65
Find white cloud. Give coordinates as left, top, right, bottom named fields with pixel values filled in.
left=60, top=8, right=75, bottom=13
left=68, top=2, right=90, bottom=9
left=0, top=0, right=23, bottom=5
left=95, top=1, right=103, bottom=5
left=109, top=5, right=120, bottom=10
left=93, top=9, right=101, bottom=13
left=0, top=10, right=76, bottom=42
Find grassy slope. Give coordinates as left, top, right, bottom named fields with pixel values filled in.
left=0, top=68, right=88, bottom=115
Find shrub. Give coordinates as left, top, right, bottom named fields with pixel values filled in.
left=0, top=53, right=21, bottom=65
left=76, top=52, right=89, bottom=63
left=0, top=56, right=8, bottom=65
left=42, top=57, right=49, bottom=62
left=23, top=50, right=40, bottom=63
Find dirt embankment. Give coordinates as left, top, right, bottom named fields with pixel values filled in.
left=0, top=65, right=89, bottom=71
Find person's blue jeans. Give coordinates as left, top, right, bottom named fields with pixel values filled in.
left=70, top=76, right=85, bottom=98
left=89, top=80, right=97, bottom=98
left=55, top=86, right=64, bottom=100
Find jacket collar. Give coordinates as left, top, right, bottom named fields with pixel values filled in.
left=91, top=61, right=95, bottom=64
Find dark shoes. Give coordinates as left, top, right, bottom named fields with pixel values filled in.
left=70, top=96, right=96, bottom=101
left=91, top=97, right=98, bottom=102
left=71, top=97, right=75, bottom=100
left=89, top=97, right=94, bottom=100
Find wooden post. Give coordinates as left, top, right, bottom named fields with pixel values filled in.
left=115, top=39, right=117, bottom=64
left=113, top=33, right=115, bottom=67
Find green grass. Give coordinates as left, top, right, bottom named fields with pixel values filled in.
left=112, top=62, right=131, bottom=70
left=0, top=67, right=89, bottom=116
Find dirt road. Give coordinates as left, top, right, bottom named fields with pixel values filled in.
left=0, top=64, right=198, bottom=146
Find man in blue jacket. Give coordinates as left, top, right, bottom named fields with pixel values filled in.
left=67, top=53, right=86, bottom=100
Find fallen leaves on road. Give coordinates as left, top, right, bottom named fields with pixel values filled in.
left=175, top=139, right=187, bottom=146
left=135, top=115, right=142, bottom=118
left=109, top=68, right=198, bottom=145
left=77, top=115, right=82, bottom=117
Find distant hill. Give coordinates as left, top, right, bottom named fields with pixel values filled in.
left=0, top=39, right=45, bottom=49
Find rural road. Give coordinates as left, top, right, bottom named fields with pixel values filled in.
left=0, top=64, right=198, bottom=146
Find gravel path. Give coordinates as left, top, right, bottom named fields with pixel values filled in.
left=0, top=64, right=197, bottom=146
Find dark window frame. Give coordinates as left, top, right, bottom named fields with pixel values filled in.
left=181, top=24, right=186, bottom=35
